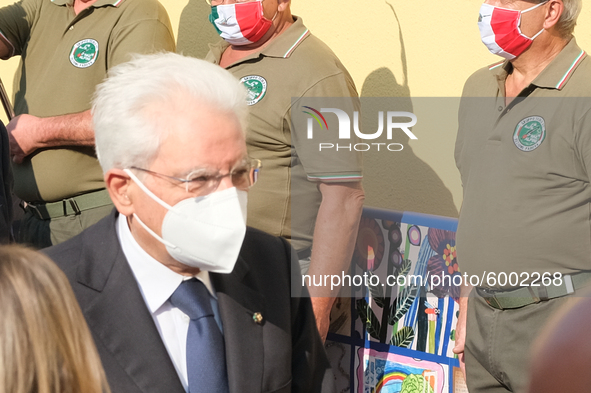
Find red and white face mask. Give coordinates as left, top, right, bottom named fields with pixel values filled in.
left=478, top=1, right=547, bottom=60
left=209, top=0, right=276, bottom=46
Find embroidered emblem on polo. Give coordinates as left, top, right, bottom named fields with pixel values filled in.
left=240, top=75, right=267, bottom=106
left=70, top=39, right=99, bottom=68
left=513, top=116, right=545, bottom=152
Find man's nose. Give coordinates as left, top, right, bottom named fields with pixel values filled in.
left=216, top=174, right=234, bottom=191
left=213, top=0, right=237, bottom=5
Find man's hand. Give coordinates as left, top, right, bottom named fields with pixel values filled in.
left=453, top=297, right=468, bottom=376
left=311, top=297, right=333, bottom=341
left=452, top=286, right=472, bottom=379
left=7, top=110, right=94, bottom=164
left=7, top=114, right=44, bottom=163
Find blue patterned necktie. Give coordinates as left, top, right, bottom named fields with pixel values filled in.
left=169, top=279, right=229, bottom=393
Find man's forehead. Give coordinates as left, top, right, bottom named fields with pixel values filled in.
left=152, top=128, right=246, bottom=173
left=184, top=155, right=250, bottom=173
left=146, top=103, right=243, bottom=140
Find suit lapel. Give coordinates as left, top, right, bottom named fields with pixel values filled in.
left=212, top=256, right=266, bottom=393
left=76, top=213, right=185, bottom=393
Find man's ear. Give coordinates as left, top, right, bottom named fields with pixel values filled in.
left=543, top=0, right=564, bottom=30
left=104, top=168, right=134, bottom=217
left=277, top=0, right=290, bottom=13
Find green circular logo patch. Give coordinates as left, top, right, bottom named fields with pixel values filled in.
left=70, top=39, right=99, bottom=68
left=240, top=75, right=267, bottom=106
left=513, top=116, right=546, bottom=152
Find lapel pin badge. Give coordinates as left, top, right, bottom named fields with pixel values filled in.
left=253, top=312, right=263, bottom=325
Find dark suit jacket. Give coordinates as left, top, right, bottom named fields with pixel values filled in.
left=46, top=210, right=335, bottom=393
left=0, top=120, right=12, bottom=243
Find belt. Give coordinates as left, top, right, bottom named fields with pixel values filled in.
left=476, top=271, right=591, bottom=310
left=23, top=189, right=112, bottom=220
left=297, top=247, right=311, bottom=260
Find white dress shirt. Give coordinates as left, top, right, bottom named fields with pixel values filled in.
left=116, top=215, right=222, bottom=392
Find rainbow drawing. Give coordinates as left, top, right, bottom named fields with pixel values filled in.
left=373, top=372, right=407, bottom=392
left=357, top=348, right=446, bottom=393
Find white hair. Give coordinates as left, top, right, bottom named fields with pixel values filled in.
left=92, top=52, right=248, bottom=172
left=542, top=0, right=582, bottom=38
left=558, top=0, right=582, bottom=38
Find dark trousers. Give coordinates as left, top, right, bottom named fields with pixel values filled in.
left=17, top=204, right=113, bottom=249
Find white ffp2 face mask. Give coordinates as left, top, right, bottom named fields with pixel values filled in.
left=124, top=169, right=247, bottom=273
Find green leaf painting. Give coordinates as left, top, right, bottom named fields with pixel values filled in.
left=356, top=298, right=381, bottom=340
left=397, top=258, right=412, bottom=278
left=367, top=271, right=386, bottom=308
left=391, top=326, right=415, bottom=348
left=389, top=285, right=418, bottom=326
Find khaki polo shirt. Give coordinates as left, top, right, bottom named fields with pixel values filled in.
left=0, top=0, right=175, bottom=202
left=206, top=17, right=362, bottom=251
left=455, top=38, right=591, bottom=284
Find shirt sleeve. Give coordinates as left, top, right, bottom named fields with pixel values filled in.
left=573, top=104, right=591, bottom=182
left=106, top=1, right=175, bottom=69
left=290, top=71, right=363, bottom=183
left=0, top=0, right=40, bottom=58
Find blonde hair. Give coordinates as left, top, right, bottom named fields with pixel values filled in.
left=0, top=245, right=111, bottom=393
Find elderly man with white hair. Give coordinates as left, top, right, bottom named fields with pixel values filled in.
left=45, top=52, right=335, bottom=393
left=453, top=0, right=590, bottom=392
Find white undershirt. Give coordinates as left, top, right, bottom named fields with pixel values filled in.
left=116, top=214, right=222, bottom=392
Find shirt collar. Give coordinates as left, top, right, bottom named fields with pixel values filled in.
left=490, top=38, right=587, bottom=91
left=259, top=16, right=309, bottom=58
left=116, top=214, right=216, bottom=315
left=51, top=0, right=124, bottom=8
left=208, top=16, right=310, bottom=65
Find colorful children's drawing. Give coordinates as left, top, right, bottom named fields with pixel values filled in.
left=327, top=207, right=465, bottom=393
left=357, top=348, right=447, bottom=393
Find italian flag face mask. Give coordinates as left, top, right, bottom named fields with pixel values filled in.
left=209, top=1, right=275, bottom=46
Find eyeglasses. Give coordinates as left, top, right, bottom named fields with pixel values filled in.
left=205, top=0, right=258, bottom=7
left=130, top=158, right=261, bottom=195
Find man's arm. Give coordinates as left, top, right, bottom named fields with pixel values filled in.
left=0, top=36, right=12, bottom=59
left=7, top=110, right=93, bottom=163
left=306, top=181, right=364, bottom=340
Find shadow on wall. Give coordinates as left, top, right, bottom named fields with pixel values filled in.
left=360, top=2, right=458, bottom=218
left=177, top=0, right=222, bottom=59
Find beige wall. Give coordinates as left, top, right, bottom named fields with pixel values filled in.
left=1, top=0, right=590, bottom=217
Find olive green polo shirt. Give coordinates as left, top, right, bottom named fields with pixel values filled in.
left=455, top=38, right=591, bottom=285
left=206, top=17, right=362, bottom=251
left=0, top=0, right=175, bottom=202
